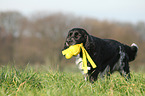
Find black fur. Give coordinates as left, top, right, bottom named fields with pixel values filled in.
left=63, top=28, right=138, bottom=83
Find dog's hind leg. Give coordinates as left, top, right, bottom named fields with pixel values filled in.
left=99, top=65, right=111, bottom=79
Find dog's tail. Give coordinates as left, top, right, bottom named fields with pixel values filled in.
left=124, top=43, right=138, bottom=62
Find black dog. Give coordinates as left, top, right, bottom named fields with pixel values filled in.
left=63, top=28, right=138, bottom=83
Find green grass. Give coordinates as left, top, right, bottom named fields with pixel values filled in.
left=0, top=66, right=145, bottom=96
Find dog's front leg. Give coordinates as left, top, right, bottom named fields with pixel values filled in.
left=89, top=69, right=99, bottom=83
left=83, top=74, right=88, bottom=81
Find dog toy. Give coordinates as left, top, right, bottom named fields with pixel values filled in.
left=62, top=43, right=97, bottom=73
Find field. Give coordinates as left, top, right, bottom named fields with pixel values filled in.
left=0, top=65, right=145, bottom=96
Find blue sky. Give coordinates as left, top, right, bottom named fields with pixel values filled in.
left=0, top=0, right=145, bottom=23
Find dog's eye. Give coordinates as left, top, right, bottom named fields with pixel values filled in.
left=75, top=32, right=78, bottom=36
left=69, top=33, right=73, bottom=37
left=74, top=32, right=80, bottom=39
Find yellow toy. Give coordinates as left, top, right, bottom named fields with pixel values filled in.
left=62, top=43, right=97, bottom=73
left=62, top=44, right=81, bottom=59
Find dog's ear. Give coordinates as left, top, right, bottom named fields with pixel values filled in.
left=80, top=29, right=91, bottom=47
left=84, top=33, right=94, bottom=50
left=85, top=34, right=90, bottom=47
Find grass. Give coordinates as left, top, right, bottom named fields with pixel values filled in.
left=0, top=65, right=145, bottom=96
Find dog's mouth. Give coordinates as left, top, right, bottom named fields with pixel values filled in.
left=65, top=42, right=69, bottom=47
left=65, top=41, right=76, bottom=48
left=64, top=42, right=71, bottom=49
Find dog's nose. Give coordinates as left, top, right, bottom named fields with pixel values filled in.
left=66, top=39, right=74, bottom=46
left=67, top=40, right=72, bottom=43
left=66, top=37, right=76, bottom=46
left=66, top=38, right=72, bottom=43
left=66, top=40, right=72, bottom=45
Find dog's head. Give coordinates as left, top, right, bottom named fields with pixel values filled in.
left=64, top=28, right=91, bottom=49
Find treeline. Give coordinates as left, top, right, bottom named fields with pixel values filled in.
left=0, top=11, right=145, bottom=69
